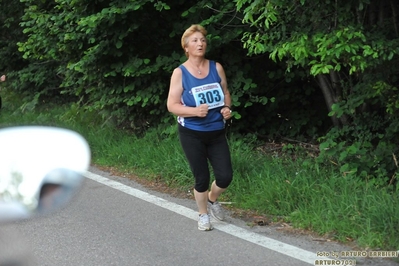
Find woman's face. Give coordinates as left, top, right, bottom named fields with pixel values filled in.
left=186, top=32, right=207, bottom=57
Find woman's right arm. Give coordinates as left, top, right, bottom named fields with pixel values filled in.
left=167, top=68, right=208, bottom=118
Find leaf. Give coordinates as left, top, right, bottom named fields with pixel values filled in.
left=233, top=113, right=242, bottom=119
left=116, top=40, right=123, bottom=49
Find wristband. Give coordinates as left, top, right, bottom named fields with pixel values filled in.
left=222, top=105, right=232, bottom=113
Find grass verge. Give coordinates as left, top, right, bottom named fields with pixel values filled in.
left=1, top=92, right=398, bottom=251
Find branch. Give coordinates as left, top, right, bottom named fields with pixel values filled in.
left=316, top=74, right=341, bottom=127
left=280, top=137, right=320, bottom=151
left=390, top=0, right=399, bottom=37
left=205, top=5, right=245, bottom=29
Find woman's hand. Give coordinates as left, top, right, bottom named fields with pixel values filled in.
left=221, top=106, right=232, bottom=120
left=197, top=104, right=209, bottom=117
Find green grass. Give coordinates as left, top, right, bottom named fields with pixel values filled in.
left=1, top=90, right=398, bottom=251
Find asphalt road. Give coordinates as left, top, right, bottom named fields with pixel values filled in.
left=2, top=167, right=398, bottom=266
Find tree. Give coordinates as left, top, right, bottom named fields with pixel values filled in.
left=0, top=1, right=28, bottom=82
left=6, top=0, right=330, bottom=141
left=17, top=0, right=255, bottom=130
left=236, top=0, right=399, bottom=182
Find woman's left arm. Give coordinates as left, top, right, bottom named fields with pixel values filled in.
left=216, top=62, right=231, bottom=109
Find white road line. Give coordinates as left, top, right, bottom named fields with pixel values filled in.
left=85, top=171, right=324, bottom=265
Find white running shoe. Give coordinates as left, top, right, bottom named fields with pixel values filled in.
left=198, top=213, right=213, bottom=231
left=208, top=201, right=224, bottom=221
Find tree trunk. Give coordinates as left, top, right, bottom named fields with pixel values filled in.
left=316, top=71, right=351, bottom=127
left=316, top=74, right=340, bottom=127
left=390, top=0, right=399, bottom=37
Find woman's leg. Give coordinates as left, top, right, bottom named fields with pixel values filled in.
left=194, top=190, right=208, bottom=214
left=207, top=131, right=233, bottom=220
left=178, top=125, right=210, bottom=214
left=208, top=181, right=226, bottom=203
left=207, top=131, right=233, bottom=201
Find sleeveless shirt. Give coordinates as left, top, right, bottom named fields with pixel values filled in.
left=178, top=60, right=225, bottom=131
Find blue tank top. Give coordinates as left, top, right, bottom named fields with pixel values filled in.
left=178, top=60, right=225, bottom=131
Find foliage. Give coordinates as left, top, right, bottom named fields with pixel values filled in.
left=0, top=0, right=330, bottom=140
left=2, top=0, right=399, bottom=183
left=0, top=1, right=25, bottom=72
left=236, top=0, right=399, bottom=183
left=15, top=0, right=252, bottom=131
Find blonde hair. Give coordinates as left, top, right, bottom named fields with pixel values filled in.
left=181, top=24, right=207, bottom=58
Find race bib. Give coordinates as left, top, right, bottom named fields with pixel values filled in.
left=191, top=82, right=224, bottom=109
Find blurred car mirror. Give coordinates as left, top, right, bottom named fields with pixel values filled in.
left=0, top=126, right=91, bottom=222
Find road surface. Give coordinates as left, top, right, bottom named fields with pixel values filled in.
left=2, top=167, right=398, bottom=266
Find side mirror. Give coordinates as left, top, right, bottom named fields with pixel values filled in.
left=0, top=126, right=91, bottom=222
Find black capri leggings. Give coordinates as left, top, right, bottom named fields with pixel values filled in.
left=178, top=124, right=233, bottom=193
